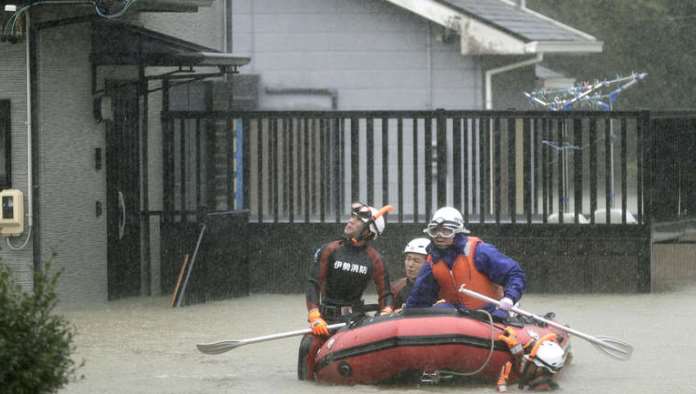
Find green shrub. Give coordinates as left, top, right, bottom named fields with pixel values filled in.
left=0, top=263, right=82, bottom=394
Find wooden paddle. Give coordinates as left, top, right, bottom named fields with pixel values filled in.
left=170, top=254, right=189, bottom=307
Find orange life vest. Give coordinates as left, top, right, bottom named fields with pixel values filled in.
left=429, top=236, right=503, bottom=310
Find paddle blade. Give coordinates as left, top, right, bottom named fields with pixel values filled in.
left=196, top=340, right=243, bottom=355
left=592, top=336, right=634, bottom=361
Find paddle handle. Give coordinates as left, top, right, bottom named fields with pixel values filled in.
left=458, top=286, right=628, bottom=354
left=197, top=322, right=348, bottom=354
left=238, top=323, right=346, bottom=347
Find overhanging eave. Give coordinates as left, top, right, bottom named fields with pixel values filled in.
left=91, top=20, right=250, bottom=69
left=527, top=40, right=604, bottom=54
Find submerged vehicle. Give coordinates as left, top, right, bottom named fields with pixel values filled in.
left=309, top=307, right=571, bottom=386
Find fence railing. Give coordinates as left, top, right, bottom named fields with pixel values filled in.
left=649, top=113, right=696, bottom=224
left=161, top=110, right=659, bottom=225
left=160, top=114, right=245, bottom=224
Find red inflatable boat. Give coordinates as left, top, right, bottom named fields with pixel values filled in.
left=312, top=308, right=570, bottom=385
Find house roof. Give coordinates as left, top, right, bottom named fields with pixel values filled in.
left=439, top=0, right=594, bottom=42
left=384, top=0, right=602, bottom=55
left=91, top=21, right=250, bottom=69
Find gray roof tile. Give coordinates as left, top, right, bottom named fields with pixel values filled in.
left=437, top=0, right=595, bottom=42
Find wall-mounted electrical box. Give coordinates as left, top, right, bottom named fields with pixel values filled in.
left=0, top=189, right=24, bottom=236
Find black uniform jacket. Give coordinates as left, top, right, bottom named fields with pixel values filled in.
left=306, top=239, right=393, bottom=311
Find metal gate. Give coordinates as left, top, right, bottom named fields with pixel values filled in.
left=158, top=109, right=665, bottom=294
left=159, top=111, right=248, bottom=299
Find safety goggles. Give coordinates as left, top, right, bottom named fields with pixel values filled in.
left=423, top=224, right=457, bottom=238
left=351, top=202, right=372, bottom=222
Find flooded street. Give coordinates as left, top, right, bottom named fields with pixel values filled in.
left=59, top=286, right=696, bottom=394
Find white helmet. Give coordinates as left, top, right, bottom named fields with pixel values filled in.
left=424, top=207, right=469, bottom=237
left=367, top=207, right=385, bottom=239
left=403, top=238, right=430, bottom=255
left=351, top=203, right=385, bottom=240
left=531, top=340, right=566, bottom=373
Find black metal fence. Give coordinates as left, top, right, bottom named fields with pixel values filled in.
left=162, top=110, right=651, bottom=226
left=157, top=110, right=696, bottom=294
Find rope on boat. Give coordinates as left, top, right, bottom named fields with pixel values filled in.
left=441, top=309, right=496, bottom=377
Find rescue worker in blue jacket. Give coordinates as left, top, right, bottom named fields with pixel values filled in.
left=405, top=207, right=526, bottom=320
left=298, top=202, right=394, bottom=381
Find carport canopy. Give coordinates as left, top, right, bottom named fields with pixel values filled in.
left=90, top=20, right=250, bottom=69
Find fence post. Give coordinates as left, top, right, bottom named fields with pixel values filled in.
left=239, top=117, right=248, bottom=210
left=351, top=116, right=359, bottom=204
left=641, top=111, right=653, bottom=225
left=639, top=110, right=652, bottom=293
left=436, top=109, right=447, bottom=208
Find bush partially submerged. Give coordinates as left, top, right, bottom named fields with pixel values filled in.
left=0, top=263, right=82, bottom=394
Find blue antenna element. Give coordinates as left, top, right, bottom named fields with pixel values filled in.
left=525, top=72, right=647, bottom=111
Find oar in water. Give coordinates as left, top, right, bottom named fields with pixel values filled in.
left=196, top=323, right=347, bottom=355
left=197, top=304, right=381, bottom=355
left=458, top=285, right=634, bottom=361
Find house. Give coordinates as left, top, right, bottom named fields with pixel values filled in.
left=229, top=0, right=601, bottom=110
left=0, top=0, right=249, bottom=303
left=1, top=0, right=609, bottom=304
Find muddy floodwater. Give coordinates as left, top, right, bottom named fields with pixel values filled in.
left=59, top=286, right=696, bottom=394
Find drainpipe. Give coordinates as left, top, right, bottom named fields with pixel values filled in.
left=223, top=0, right=232, bottom=82
left=225, top=0, right=233, bottom=53
left=426, top=22, right=433, bottom=109
left=482, top=52, right=542, bottom=215
left=6, top=12, right=33, bottom=252
left=484, top=53, right=543, bottom=110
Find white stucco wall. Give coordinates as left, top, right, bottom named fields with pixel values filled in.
left=232, top=0, right=482, bottom=110
left=36, top=21, right=110, bottom=304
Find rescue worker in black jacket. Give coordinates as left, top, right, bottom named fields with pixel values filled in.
left=298, top=202, right=394, bottom=381
left=391, top=237, right=430, bottom=309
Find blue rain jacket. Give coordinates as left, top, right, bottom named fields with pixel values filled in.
left=404, top=234, right=526, bottom=318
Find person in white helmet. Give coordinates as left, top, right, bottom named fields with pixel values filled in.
left=391, top=238, right=430, bottom=309
left=298, top=202, right=394, bottom=381
left=517, top=333, right=566, bottom=391
left=496, top=329, right=566, bottom=391
left=404, top=206, right=526, bottom=321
